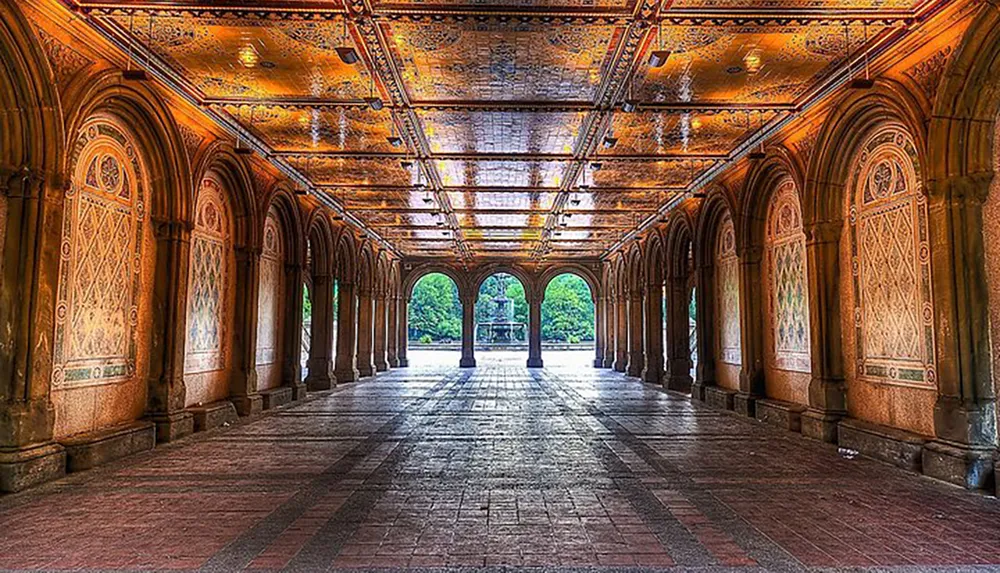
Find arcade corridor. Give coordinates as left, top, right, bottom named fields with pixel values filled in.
left=2, top=354, right=999, bottom=571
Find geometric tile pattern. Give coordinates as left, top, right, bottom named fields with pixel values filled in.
left=849, top=127, right=936, bottom=387
left=765, top=179, right=810, bottom=373
left=52, top=119, right=146, bottom=388
left=5, top=353, right=1000, bottom=571
left=256, top=208, right=285, bottom=368
left=185, top=178, right=231, bottom=374
left=715, top=213, right=741, bottom=365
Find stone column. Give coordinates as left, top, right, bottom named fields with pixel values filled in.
left=230, top=245, right=263, bottom=416
left=527, top=291, right=543, bottom=368
left=642, top=282, right=663, bottom=383
left=613, top=291, right=629, bottom=372
left=922, top=173, right=997, bottom=488
left=0, top=168, right=65, bottom=492
left=387, top=291, right=400, bottom=367
left=304, top=272, right=335, bottom=391
left=603, top=291, right=616, bottom=368
left=593, top=295, right=606, bottom=368
left=397, top=297, right=410, bottom=367
left=690, top=260, right=717, bottom=400
left=334, top=279, right=360, bottom=383
left=356, top=285, right=375, bottom=377
left=663, top=274, right=693, bottom=393
left=460, top=293, right=477, bottom=368
left=734, top=244, right=765, bottom=417
left=627, top=288, right=645, bottom=377
left=373, top=288, right=389, bottom=372
left=145, top=218, right=195, bottom=442
left=800, top=219, right=846, bottom=442
left=282, top=260, right=306, bottom=400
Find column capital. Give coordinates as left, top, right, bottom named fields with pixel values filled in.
left=1, top=165, right=44, bottom=198
left=151, top=217, right=194, bottom=240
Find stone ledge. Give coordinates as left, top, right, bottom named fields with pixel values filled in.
left=260, top=387, right=293, bottom=410
left=756, top=399, right=807, bottom=433
left=921, top=440, right=995, bottom=490
left=703, top=386, right=736, bottom=411
left=801, top=409, right=843, bottom=443
left=188, top=401, right=239, bottom=433
left=838, top=418, right=927, bottom=471
left=733, top=392, right=758, bottom=418
left=0, top=443, right=66, bottom=493
left=60, top=421, right=155, bottom=473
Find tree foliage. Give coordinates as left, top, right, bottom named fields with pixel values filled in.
left=408, top=273, right=461, bottom=342
left=541, top=274, right=594, bottom=342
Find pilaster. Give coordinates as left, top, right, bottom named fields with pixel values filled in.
left=397, top=297, right=410, bottom=367
left=304, top=272, right=335, bottom=391
left=627, top=290, right=645, bottom=378
left=334, top=279, right=360, bottom=383
left=356, top=285, right=375, bottom=377
left=387, top=292, right=400, bottom=367
left=527, top=292, right=543, bottom=368
left=460, top=294, right=477, bottom=368
left=641, top=284, right=663, bottom=383
left=230, top=245, right=263, bottom=416
left=373, top=289, right=389, bottom=372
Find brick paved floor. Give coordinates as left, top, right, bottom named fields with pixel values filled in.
left=3, top=351, right=1000, bottom=571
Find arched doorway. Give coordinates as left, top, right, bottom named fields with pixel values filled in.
left=476, top=272, right=529, bottom=365
left=540, top=273, right=595, bottom=368
left=407, top=272, right=462, bottom=367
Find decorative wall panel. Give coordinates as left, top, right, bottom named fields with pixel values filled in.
left=715, top=213, right=741, bottom=365
left=256, top=209, right=285, bottom=369
left=52, top=119, right=146, bottom=388
left=849, top=126, right=935, bottom=387
left=765, top=179, right=810, bottom=372
left=184, top=178, right=231, bottom=374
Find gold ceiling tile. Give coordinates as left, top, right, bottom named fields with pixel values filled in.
left=385, top=20, right=621, bottom=102
left=462, top=228, right=545, bottom=240
left=232, top=105, right=398, bottom=153
left=290, top=156, right=414, bottom=187
left=564, top=212, right=643, bottom=227
left=417, top=110, right=585, bottom=154
left=637, top=23, right=886, bottom=105
left=456, top=213, right=547, bottom=228
left=360, top=211, right=444, bottom=227
left=113, top=14, right=370, bottom=100
left=592, top=159, right=704, bottom=188
left=436, top=159, right=566, bottom=188
left=669, top=0, right=914, bottom=7
left=565, top=191, right=670, bottom=211
left=375, top=0, right=633, bottom=9
left=326, top=189, right=429, bottom=210
left=603, top=110, right=776, bottom=156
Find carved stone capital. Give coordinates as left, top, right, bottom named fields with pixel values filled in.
left=151, top=218, right=194, bottom=241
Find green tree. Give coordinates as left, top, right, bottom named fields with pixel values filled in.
left=408, top=273, right=462, bottom=342
left=541, top=274, right=595, bottom=342
left=475, top=274, right=528, bottom=341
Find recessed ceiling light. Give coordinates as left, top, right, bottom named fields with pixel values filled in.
left=336, top=47, right=359, bottom=65
left=648, top=50, right=671, bottom=68
left=387, top=136, right=403, bottom=147
left=590, top=162, right=602, bottom=170
left=602, top=136, right=618, bottom=149
left=621, top=99, right=637, bottom=113
left=400, top=160, right=413, bottom=169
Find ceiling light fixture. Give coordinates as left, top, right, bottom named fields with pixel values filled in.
left=364, top=77, right=383, bottom=111
left=602, top=125, right=618, bottom=148
left=621, top=70, right=638, bottom=113
left=336, top=18, right=360, bottom=65
left=850, top=22, right=874, bottom=89
left=649, top=21, right=671, bottom=68
left=386, top=122, right=402, bottom=147
left=123, top=14, right=150, bottom=81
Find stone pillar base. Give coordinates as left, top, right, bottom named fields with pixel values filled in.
left=665, top=374, right=692, bottom=394
left=594, top=358, right=605, bottom=368
left=838, top=418, right=927, bottom=472
left=690, top=382, right=707, bottom=402
left=375, top=361, right=389, bottom=372
left=0, top=443, right=66, bottom=493
left=800, top=409, right=843, bottom=443
left=261, top=387, right=294, bottom=410
left=291, top=382, right=308, bottom=401
left=397, top=358, right=409, bottom=367
left=147, top=411, right=194, bottom=443
left=613, top=358, right=627, bottom=373
left=388, top=357, right=401, bottom=368
left=526, top=357, right=543, bottom=368
left=187, top=401, right=239, bottom=433
left=306, top=374, right=335, bottom=392
left=602, top=357, right=615, bottom=369
left=641, top=368, right=660, bottom=384
left=460, top=357, right=477, bottom=368
left=358, top=363, right=375, bottom=378
left=755, top=399, right=806, bottom=433
left=703, top=386, right=735, bottom=410
left=733, top=392, right=758, bottom=418
left=335, top=368, right=361, bottom=383
left=922, top=440, right=995, bottom=490
left=627, top=363, right=643, bottom=378
left=231, top=394, right=263, bottom=417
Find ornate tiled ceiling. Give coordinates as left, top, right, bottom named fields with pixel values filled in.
left=75, top=0, right=932, bottom=263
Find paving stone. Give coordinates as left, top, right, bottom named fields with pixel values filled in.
left=2, top=351, right=1000, bottom=572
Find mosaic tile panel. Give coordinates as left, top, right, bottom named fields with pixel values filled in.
left=670, top=0, right=915, bottom=7
left=256, top=209, right=285, bottom=367
left=418, top=110, right=586, bottom=155
left=111, top=14, right=371, bottom=100
left=591, top=160, right=704, bottom=188
left=185, top=179, right=231, bottom=375
left=326, top=189, right=429, bottom=211
left=605, top=111, right=776, bottom=156
left=230, top=105, right=397, bottom=154
left=376, top=0, right=633, bottom=9
left=290, top=157, right=415, bottom=187
left=448, top=191, right=558, bottom=211
left=849, top=127, right=935, bottom=387
left=53, top=119, right=146, bottom=388
left=456, top=213, right=547, bottom=228
left=386, top=20, right=620, bottom=102
left=435, top=160, right=566, bottom=188
left=715, top=213, right=741, bottom=365
left=765, top=179, right=810, bottom=373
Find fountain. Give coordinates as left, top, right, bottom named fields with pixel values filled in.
left=475, top=275, right=526, bottom=346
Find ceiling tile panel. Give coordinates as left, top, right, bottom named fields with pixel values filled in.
left=290, top=156, right=414, bottom=187
left=448, top=191, right=557, bottom=211
left=456, top=213, right=548, bottom=228
left=385, top=20, right=621, bottom=102
left=326, top=189, right=431, bottom=210
left=603, top=110, right=776, bottom=156
left=436, top=160, right=566, bottom=188
left=592, top=159, right=707, bottom=188
left=231, top=105, right=397, bottom=153
left=418, top=110, right=586, bottom=154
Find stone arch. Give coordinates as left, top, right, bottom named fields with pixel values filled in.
left=472, top=264, right=536, bottom=302
left=334, top=230, right=358, bottom=286
left=664, top=208, right=697, bottom=392
left=642, top=234, right=665, bottom=383
left=301, top=208, right=337, bottom=390
left=332, top=231, right=360, bottom=382
left=260, top=185, right=304, bottom=266
left=192, top=142, right=258, bottom=250
left=537, top=263, right=600, bottom=303
left=403, top=263, right=470, bottom=301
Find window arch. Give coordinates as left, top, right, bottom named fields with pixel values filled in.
left=52, top=118, right=146, bottom=388
left=715, top=213, right=741, bottom=365
left=184, top=177, right=232, bottom=375
left=765, top=179, right=810, bottom=373
left=848, top=125, right=935, bottom=387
